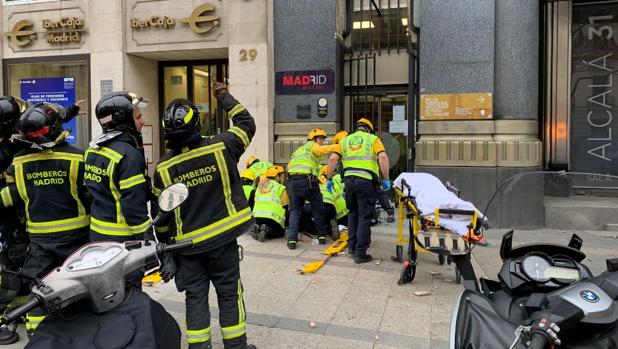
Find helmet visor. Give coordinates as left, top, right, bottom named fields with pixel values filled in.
left=129, top=92, right=148, bottom=109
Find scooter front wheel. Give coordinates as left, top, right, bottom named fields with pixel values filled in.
left=455, top=267, right=462, bottom=284
left=398, top=260, right=416, bottom=285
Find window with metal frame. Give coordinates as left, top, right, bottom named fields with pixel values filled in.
left=351, top=0, right=409, bottom=53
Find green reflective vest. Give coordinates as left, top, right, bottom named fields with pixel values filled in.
left=341, top=131, right=379, bottom=181
left=242, top=184, right=254, bottom=201
left=288, top=141, right=321, bottom=176
left=250, top=161, right=273, bottom=177
left=253, top=180, right=287, bottom=228
left=320, top=179, right=348, bottom=220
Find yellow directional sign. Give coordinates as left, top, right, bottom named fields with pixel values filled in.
left=420, top=93, right=493, bottom=120
left=179, top=3, right=221, bottom=34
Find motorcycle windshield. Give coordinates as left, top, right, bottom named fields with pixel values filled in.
left=452, top=171, right=618, bottom=349
left=475, top=171, right=618, bottom=281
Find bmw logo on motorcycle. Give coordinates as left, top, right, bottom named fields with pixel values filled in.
left=580, top=290, right=600, bottom=303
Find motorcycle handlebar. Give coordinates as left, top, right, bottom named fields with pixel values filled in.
left=526, top=333, right=549, bottom=349
left=159, top=241, right=193, bottom=254
left=2, top=296, right=41, bottom=326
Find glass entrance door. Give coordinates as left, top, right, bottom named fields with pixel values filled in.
left=161, top=60, right=228, bottom=139
left=350, top=94, right=408, bottom=179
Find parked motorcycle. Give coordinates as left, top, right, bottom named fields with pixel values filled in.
left=415, top=172, right=618, bottom=348
left=0, top=183, right=192, bottom=349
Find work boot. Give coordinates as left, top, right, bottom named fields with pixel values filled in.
left=318, top=235, right=327, bottom=245
left=257, top=224, right=267, bottom=242
left=347, top=247, right=355, bottom=258
left=287, top=240, right=297, bottom=250
left=329, top=219, right=340, bottom=240
left=354, top=254, right=373, bottom=264
left=0, top=326, right=18, bottom=345
left=251, top=225, right=259, bottom=240
left=387, top=213, right=395, bottom=223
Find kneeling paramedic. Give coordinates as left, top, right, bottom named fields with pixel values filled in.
left=251, top=165, right=288, bottom=242
left=327, top=118, right=390, bottom=264
left=245, top=156, right=271, bottom=178
left=286, top=129, right=338, bottom=249
left=154, top=83, right=257, bottom=349
left=319, top=165, right=348, bottom=236
left=0, top=103, right=90, bottom=334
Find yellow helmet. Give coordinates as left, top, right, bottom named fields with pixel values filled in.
left=320, top=165, right=328, bottom=176
left=332, top=130, right=348, bottom=144
left=266, top=165, right=285, bottom=178
left=356, top=118, right=374, bottom=132
left=246, top=156, right=259, bottom=168
left=240, top=169, right=256, bottom=181
left=307, top=128, right=327, bottom=141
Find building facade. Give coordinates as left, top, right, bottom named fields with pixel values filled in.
left=1, top=0, right=274, bottom=173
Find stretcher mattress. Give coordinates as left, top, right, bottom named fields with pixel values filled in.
left=394, top=173, right=485, bottom=236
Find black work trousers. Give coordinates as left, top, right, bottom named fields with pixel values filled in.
left=345, top=176, right=377, bottom=258
left=287, top=176, right=328, bottom=241
left=377, top=185, right=394, bottom=215
left=174, top=239, right=247, bottom=349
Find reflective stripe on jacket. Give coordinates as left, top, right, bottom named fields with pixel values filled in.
left=288, top=141, right=321, bottom=176
left=1, top=143, right=90, bottom=238
left=85, top=135, right=150, bottom=241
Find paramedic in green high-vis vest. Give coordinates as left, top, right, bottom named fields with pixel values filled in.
left=251, top=165, right=288, bottom=242
left=285, top=128, right=338, bottom=250
left=240, top=169, right=256, bottom=209
left=327, top=118, right=390, bottom=264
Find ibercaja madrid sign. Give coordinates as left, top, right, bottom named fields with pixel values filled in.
left=275, top=70, right=335, bottom=95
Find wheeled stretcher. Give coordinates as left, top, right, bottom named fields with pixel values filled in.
left=392, top=173, right=485, bottom=285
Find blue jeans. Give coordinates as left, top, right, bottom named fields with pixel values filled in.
left=287, top=176, right=327, bottom=241
left=345, top=176, right=377, bottom=257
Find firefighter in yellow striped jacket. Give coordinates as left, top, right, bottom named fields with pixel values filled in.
left=153, top=83, right=257, bottom=349
left=0, top=103, right=90, bottom=335
left=251, top=165, right=288, bottom=242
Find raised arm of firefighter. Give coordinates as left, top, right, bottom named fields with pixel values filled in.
left=212, top=83, right=256, bottom=162
left=117, top=148, right=151, bottom=239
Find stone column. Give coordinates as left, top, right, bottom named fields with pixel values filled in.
left=416, top=0, right=542, bottom=227
left=227, top=0, right=274, bottom=171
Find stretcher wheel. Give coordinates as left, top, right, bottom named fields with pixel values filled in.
left=455, top=267, right=462, bottom=284
left=395, top=245, right=403, bottom=263
left=438, top=254, right=445, bottom=265
left=398, top=260, right=416, bottom=285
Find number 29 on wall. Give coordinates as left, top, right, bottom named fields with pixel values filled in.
left=239, top=48, right=257, bottom=62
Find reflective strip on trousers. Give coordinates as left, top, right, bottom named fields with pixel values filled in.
left=221, top=322, right=246, bottom=340
left=186, top=327, right=211, bottom=344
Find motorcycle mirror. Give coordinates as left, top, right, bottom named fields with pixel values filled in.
left=158, top=183, right=189, bottom=212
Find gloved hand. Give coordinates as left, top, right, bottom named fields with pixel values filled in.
left=160, top=254, right=178, bottom=283
left=382, top=179, right=391, bottom=192
left=213, top=82, right=228, bottom=98
left=326, top=179, right=334, bottom=193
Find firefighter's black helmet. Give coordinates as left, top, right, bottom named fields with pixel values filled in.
left=95, top=91, right=147, bottom=133
left=20, top=103, right=64, bottom=144
left=0, top=96, right=26, bottom=137
left=162, top=98, right=201, bottom=136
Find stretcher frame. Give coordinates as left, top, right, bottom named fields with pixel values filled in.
left=393, top=180, right=481, bottom=285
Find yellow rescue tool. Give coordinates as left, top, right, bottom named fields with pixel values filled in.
left=300, top=231, right=349, bottom=274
